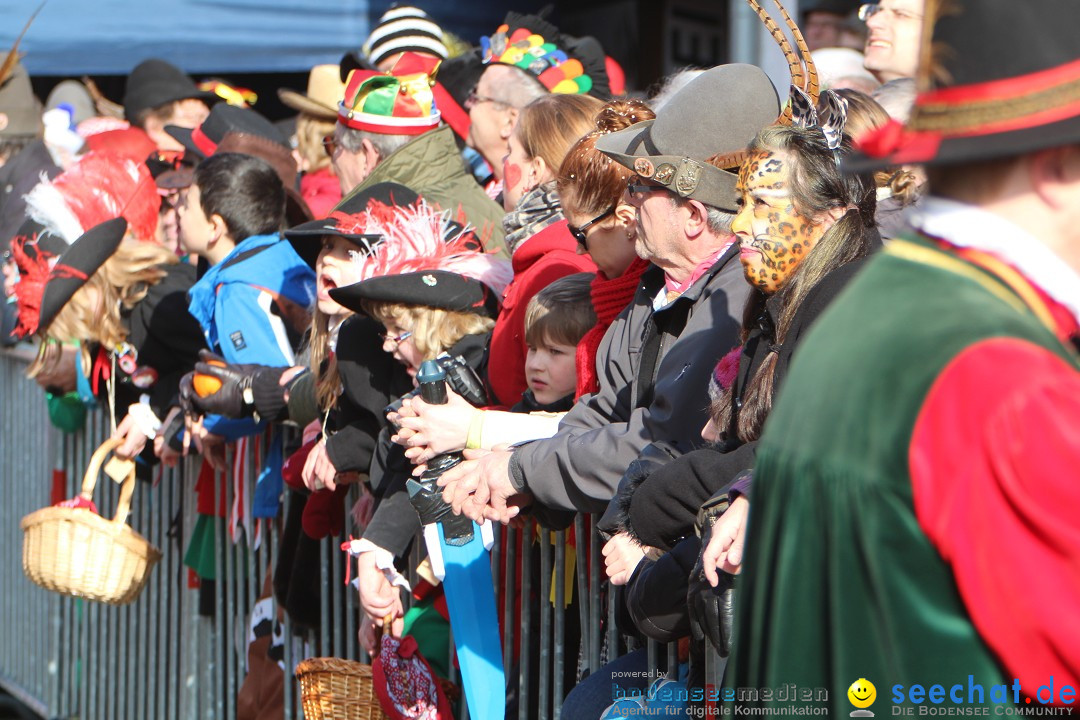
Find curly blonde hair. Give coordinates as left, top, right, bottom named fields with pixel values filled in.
left=29, top=241, right=178, bottom=379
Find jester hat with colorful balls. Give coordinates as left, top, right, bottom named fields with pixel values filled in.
left=338, top=52, right=442, bottom=135
left=480, top=11, right=610, bottom=99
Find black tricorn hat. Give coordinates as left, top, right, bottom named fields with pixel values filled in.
left=330, top=269, right=500, bottom=319
left=850, top=0, right=1080, bottom=169
left=13, top=218, right=67, bottom=256
left=165, top=103, right=286, bottom=161
left=37, top=218, right=127, bottom=335
left=123, top=59, right=216, bottom=123
left=284, top=182, right=421, bottom=268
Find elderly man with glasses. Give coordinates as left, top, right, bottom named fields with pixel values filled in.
left=437, top=64, right=781, bottom=528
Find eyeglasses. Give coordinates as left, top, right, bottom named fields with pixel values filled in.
left=626, top=175, right=675, bottom=203
left=858, top=3, right=923, bottom=22
left=380, top=330, right=413, bottom=347
left=568, top=207, right=616, bottom=250
left=322, top=134, right=337, bottom=158
left=464, top=90, right=511, bottom=111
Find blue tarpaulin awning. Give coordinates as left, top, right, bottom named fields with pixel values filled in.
left=1, top=0, right=371, bottom=76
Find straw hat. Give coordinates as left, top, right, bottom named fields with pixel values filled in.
left=278, top=65, right=346, bottom=121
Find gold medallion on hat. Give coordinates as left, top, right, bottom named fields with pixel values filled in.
left=634, top=158, right=655, bottom=178
left=653, top=163, right=677, bottom=185
left=675, top=160, right=701, bottom=196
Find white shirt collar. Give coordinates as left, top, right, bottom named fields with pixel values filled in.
left=905, top=196, right=1080, bottom=324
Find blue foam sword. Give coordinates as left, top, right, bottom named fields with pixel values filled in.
left=406, top=360, right=504, bottom=720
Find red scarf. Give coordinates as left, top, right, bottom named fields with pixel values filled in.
left=575, top=257, right=651, bottom=399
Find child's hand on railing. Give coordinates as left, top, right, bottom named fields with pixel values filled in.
left=602, top=532, right=649, bottom=586
left=112, top=411, right=151, bottom=460
left=701, top=495, right=749, bottom=582
left=302, top=438, right=341, bottom=491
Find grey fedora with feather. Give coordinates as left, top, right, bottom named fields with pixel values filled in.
left=597, top=64, right=780, bottom=213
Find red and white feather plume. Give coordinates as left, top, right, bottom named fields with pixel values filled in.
left=24, top=151, right=160, bottom=245
left=339, top=198, right=513, bottom=294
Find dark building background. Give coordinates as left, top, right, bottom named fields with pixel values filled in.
left=27, top=0, right=735, bottom=120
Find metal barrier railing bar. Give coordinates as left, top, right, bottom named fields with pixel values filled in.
left=0, top=347, right=686, bottom=720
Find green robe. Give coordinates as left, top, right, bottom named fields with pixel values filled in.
left=727, top=234, right=1078, bottom=713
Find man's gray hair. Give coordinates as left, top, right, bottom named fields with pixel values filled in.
left=670, top=195, right=735, bottom=235
left=486, top=65, right=549, bottom=109
left=336, top=124, right=414, bottom=160
left=705, top=208, right=735, bottom=235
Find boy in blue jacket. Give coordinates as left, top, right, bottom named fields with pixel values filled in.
left=177, top=152, right=315, bottom=515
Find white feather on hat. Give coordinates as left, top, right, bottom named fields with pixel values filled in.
left=337, top=199, right=513, bottom=296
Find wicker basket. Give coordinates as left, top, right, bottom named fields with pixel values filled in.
left=296, top=656, right=388, bottom=720
left=21, top=438, right=161, bottom=606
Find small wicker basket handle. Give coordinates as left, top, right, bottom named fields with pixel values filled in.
left=79, top=438, right=137, bottom=526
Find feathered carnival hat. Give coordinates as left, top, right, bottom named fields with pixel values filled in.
left=338, top=52, right=442, bottom=136
left=741, top=0, right=850, bottom=154
left=10, top=218, right=127, bottom=339
left=327, top=191, right=513, bottom=319
left=285, top=181, right=421, bottom=268
left=480, top=12, right=610, bottom=98
left=24, top=151, right=160, bottom=245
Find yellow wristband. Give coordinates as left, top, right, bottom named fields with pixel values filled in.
left=465, top=410, right=485, bottom=450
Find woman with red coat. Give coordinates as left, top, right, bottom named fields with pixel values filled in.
left=487, top=93, right=602, bottom=407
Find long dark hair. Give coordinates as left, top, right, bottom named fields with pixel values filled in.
left=717, top=124, right=876, bottom=443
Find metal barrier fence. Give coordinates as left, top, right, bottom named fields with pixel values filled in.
left=0, top=346, right=673, bottom=720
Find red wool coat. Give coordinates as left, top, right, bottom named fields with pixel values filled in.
left=487, top=220, right=596, bottom=407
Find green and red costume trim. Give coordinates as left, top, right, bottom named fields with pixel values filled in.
left=728, top=229, right=1080, bottom=710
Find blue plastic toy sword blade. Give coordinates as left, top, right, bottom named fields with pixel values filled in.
left=431, top=520, right=504, bottom=720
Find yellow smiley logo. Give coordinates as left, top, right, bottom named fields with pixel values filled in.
left=848, top=678, right=877, bottom=714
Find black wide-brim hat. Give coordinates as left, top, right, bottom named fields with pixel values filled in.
left=37, top=218, right=127, bottom=334
left=165, top=103, right=287, bottom=161
left=595, top=64, right=779, bottom=212
left=13, top=218, right=67, bottom=256
left=285, top=182, right=421, bottom=268
left=330, top=269, right=500, bottom=319
left=123, top=59, right=216, bottom=123
left=848, top=0, right=1080, bottom=171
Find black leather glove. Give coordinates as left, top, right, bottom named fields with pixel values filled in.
left=688, top=507, right=737, bottom=657
left=179, top=349, right=265, bottom=418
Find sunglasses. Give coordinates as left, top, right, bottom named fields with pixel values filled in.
left=322, top=134, right=337, bottom=157
left=568, top=207, right=616, bottom=250
left=626, top=175, right=675, bottom=202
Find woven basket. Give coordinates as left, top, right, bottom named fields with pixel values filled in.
left=296, top=656, right=388, bottom=720
left=21, top=438, right=161, bottom=606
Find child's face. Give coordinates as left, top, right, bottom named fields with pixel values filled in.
left=315, top=235, right=364, bottom=318
left=525, top=339, right=578, bottom=405
left=176, top=184, right=212, bottom=256
left=380, top=318, right=423, bottom=379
